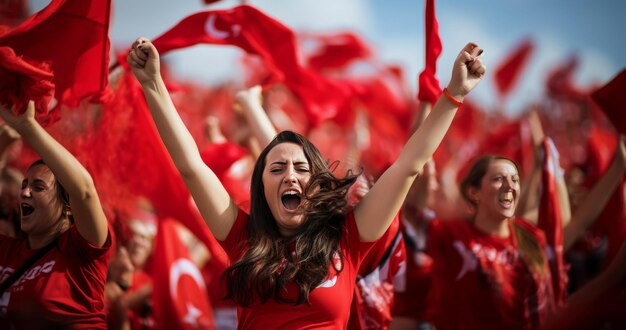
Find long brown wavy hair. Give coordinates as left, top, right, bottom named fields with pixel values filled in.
left=223, top=131, right=360, bottom=306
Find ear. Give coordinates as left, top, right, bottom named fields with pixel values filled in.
left=467, top=186, right=480, bottom=204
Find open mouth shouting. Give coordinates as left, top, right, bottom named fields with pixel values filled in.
left=281, top=189, right=302, bottom=211
left=498, top=192, right=514, bottom=209
left=21, top=203, right=35, bottom=217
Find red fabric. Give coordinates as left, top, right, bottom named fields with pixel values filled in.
left=0, top=0, right=28, bottom=27
left=0, top=46, right=54, bottom=123
left=92, top=71, right=229, bottom=270
left=0, top=0, right=111, bottom=120
left=124, top=271, right=157, bottom=329
left=426, top=219, right=553, bottom=329
left=150, top=5, right=357, bottom=129
left=199, top=142, right=251, bottom=207
left=432, top=99, right=485, bottom=170
left=220, top=210, right=375, bottom=329
left=392, top=213, right=434, bottom=323
left=591, top=69, right=626, bottom=135
left=537, top=138, right=567, bottom=305
left=494, top=39, right=534, bottom=97
left=0, top=225, right=111, bottom=329
left=200, top=142, right=247, bottom=178
left=417, top=0, right=443, bottom=104
left=546, top=55, right=584, bottom=99
left=581, top=130, right=626, bottom=266
left=348, top=216, right=404, bottom=330
left=152, top=218, right=215, bottom=329
left=306, top=32, right=372, bottom=72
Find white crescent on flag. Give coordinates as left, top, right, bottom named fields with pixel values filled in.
left=169, top=258, right=207, bottom=299
left=204, top=14, right=241, bottom=39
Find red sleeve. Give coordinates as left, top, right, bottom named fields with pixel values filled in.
left=219, top=209, right=250, bottom=261
left=358, top=214, right=400, bottom=275
left=345, top=210, right=377, bottom=271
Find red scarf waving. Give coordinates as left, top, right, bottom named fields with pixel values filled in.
left=537, top=138, right=567, bottom=305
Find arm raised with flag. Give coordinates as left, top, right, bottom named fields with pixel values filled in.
left=129, top=37, right=486, bottom=327
left=128, top=38, right=485, bottom=243
left=128, top=38, right=236, bottom=241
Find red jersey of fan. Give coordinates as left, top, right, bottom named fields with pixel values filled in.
left=348, top=214, right=405, bottom=330
left=0, top=225, right=111, bottom=329
left=426, top=218, right=553, bottom=330
left=391, top=213, right=434, bottom=323
left=220, top=209, right=375, bottom=329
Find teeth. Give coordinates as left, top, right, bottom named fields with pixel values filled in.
left=282, top=190, right=299, bottom=196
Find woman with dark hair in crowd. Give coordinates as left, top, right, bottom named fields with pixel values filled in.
left=128, top=37, right=485, bottom=328
left=0, top=101, right=111, bottom=328
left=426, top=135, right=626, bottom=329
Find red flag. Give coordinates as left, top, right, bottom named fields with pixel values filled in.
left=200, top=141, right=251, bottom=208
left=591, top=69, right=626, bottom=135
left=537, top=138, right=567, bottom=305
left=92, top=71, right=229, bottom=269
left=305, top=32, right=372, bottom=72
left=494, top=39, right=534, bottom=97
left=0, top=0, right=111, bottom=118
left=582, top=129, right=626, bottom=266
left=150, top=5, right=357, bottom=128
left=546, top=55, right=584, bottom=99
left=0, top=0, right=28, bottom=27
left=0, top=46, right=54, bottom=122
left=152, top=218, right=215, bottom=329
left=417, top=0, right=443, bottom=104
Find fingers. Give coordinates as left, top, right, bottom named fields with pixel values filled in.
left=458, top=42, right=486, bottom=78
left=127, top=37, right=155, bottom=68
left=468, top=57, right=486, bottom=77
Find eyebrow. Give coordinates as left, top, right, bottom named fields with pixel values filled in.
left=269, top=161, right=309, bottom=166
left=24, top=178, right=51, bottom=186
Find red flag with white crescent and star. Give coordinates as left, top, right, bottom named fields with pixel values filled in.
left=147, top=4, right=358, bottom=129
left=152, top=217, right=215, bottom=329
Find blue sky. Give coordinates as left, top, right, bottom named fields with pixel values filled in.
left=30, top=0, right=626, bottom=116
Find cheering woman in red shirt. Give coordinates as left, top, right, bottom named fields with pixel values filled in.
left=0, top=101, right=111, bottom=328
left=128, top=37, right=485, bottom=329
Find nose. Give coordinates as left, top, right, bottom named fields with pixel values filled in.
left=502, top=177, right=514, bottom=190
left=20, top=185, right=31, bottom=198
left=283, top=168, right=297, bottom=184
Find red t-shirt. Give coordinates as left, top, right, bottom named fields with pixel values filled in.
left=0, top=225, right=111, bottom=329
left=391, top=216, right=433, bottom=322
left=426, top=218, right=553, bottom=330
left=348, top=214, right=405, bottom=330
left=220, top=209, right=374, bottom=329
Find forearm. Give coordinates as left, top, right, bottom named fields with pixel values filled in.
left=238, top=94, right=277, bottom=149
left=16, top=120, right=95, bottom=200
left=564, top=153, right=624, bottom=251
left=141, top=76, right=204, bottom=177
left=356, top=94, right=459, bottom=241
left=516, top=162, right=540, bottom=224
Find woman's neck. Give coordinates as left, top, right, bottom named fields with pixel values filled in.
left=28, top=232, right=59, bottom=250
left=28, top=219, right=70, bottom=249
left=473, top=211, right=510, bottom=238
